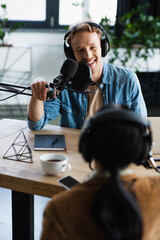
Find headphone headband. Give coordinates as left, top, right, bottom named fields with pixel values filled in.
left=64, top=22, right=107, bottom=40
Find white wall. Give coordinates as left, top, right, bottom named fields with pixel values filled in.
left=104, top=48, right=160, bottom=72
left=9, top=30, right=65, bottom=80
left=0, top=30, right=65, bottom=105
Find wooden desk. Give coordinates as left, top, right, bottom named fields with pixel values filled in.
left=0, top=119, right=160, bottom=240
left=0, top=119, right=90, bottom=240
left=0, top=122, right=90, bottom=197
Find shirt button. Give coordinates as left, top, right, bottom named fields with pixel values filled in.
left=69, top=110, right=71, bottom=112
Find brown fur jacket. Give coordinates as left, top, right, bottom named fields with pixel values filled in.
left=40, top=173, right=160, bottom=240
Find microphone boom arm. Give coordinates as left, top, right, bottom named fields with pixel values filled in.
left=0, top=83, right=32, bottom=100
left=0, top=87, right=32, bottom=96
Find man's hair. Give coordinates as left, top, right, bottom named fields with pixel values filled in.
left=67, top=22, right=102, bottom=46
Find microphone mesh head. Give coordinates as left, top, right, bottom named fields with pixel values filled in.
left=60, top=58, right=78, bottom=79
left=71, top=62, right=92, bottom=91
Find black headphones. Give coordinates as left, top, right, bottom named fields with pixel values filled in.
left=79, top=106, right=152, bottom=168
left=64, top=22, right=110, bottom=59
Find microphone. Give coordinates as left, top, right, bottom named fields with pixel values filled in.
left=46, top=58, right=78, bottom=101
left=70, top=62, right=100, bottom=93
left=46, top=60, right=99, bottom=101
left=70, top=62, right=92, bottom=92
left=147, top=151, right=160, bottom=173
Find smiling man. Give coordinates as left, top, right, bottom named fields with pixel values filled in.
left=27, top=21, right=147, bottom=130
left=69, top=31, right=103, bottom=82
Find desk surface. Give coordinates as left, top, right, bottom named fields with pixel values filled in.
left=0, top=119, right=160, bottom=198
left=0, top=118, right=27, bottom=138
left=0, top=119, right=91, bottom=197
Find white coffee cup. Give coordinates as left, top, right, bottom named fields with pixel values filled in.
left=40, top=153, right=71, bottom=175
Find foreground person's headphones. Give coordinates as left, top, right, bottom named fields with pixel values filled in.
left=79, top=105, right=160, bottom=173
left=64, top=22, right=110, bottom=59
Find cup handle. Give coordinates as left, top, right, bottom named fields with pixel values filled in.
left=61, top=163, right=71, bottom=173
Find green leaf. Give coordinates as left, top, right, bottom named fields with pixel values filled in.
left=148, top=16, right=154, bottom=22
left=156, top=22, right=160, bottom=27
left=1, top=4, right=7, bottom=9
left=0, top=31, right=5, bottom=41
left=87, top=13, right=91, bottom=19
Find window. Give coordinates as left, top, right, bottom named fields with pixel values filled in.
left=59, top=0, right=118, bottom=26
left=2, top=0, right=117, bottom=29
left=3, top=0, right=59, bottom=28
left=2, top=0, right=46, bottom=21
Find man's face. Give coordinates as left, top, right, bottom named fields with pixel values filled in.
left=70, top=31, right=103, bottom=82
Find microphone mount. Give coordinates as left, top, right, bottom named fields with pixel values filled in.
left=46, top=75, right=72, bottom=102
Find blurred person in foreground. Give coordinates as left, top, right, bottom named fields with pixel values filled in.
left=40, top=104, right=160, bottom=240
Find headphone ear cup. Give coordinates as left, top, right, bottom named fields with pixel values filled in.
left=101, top=38, right=109, bottom=57
left=135, top=133, right=152, bottom=165
left=79, top=127, right=92, bottom=163
left=64, top=44, right=75, bottom=59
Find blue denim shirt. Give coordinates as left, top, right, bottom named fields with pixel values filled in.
left=28, top=62, right=147, bottom=130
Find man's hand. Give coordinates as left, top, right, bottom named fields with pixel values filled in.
left=28, top=77, right=49, bottom=122
left=31, top=77, right=49, bottom=101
